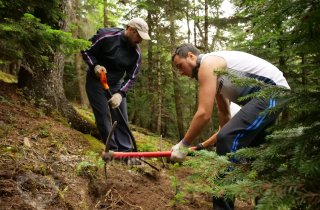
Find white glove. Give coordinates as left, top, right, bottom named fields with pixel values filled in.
left=171, top=139, right=189, bottom=162
left=94, top=65, right=107, bottom=78
left=108, top=93, right=122, bottom=109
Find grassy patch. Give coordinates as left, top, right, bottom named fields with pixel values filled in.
left=83, top=134, right=104, bottom=153
left=76, top=151, right=104, bottom=178
left=74, top=103, right=174, bottom=152
left=134, top=131, right=173, bottom=152
left=0, top=71, right=17, bottom=83
left=73, top=104, right=95, bottom=125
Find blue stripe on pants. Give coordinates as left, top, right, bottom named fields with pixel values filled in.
left=231, top=98, right=276, bottom=153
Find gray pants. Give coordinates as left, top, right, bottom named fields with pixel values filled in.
left=86, top=73, right=132, bottom=152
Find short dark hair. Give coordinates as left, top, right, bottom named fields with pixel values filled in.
left=172, top=43, right=200, bottom=62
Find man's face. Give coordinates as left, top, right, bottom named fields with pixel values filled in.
left=127, top=27, right=142, bottom=47
left=173, top=53, right=196, bottom=77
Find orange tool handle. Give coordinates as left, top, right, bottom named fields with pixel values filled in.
left=99, top=70, right=138, bottom=152
left=100, top=71, right=109, bottom=90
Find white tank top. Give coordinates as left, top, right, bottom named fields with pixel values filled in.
left=201, top=51, right=290, bottom=104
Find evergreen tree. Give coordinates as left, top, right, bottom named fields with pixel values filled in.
left=0, top=0, right=98, bottom=135
left=182, top=0, right=320, bottom=209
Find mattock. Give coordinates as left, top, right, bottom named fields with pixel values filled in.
left=100, top=72, right=164, bottom=176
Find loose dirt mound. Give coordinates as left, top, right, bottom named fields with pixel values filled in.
left=0, top=81, right=212, bottom=210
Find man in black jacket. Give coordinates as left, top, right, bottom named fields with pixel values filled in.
left=81, top=18, right=150, bottom=152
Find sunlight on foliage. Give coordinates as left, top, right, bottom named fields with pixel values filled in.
left=73, top=105, right=96, bottom=125
left=83, top=134, right=104, bottom=153
left=133, top=131, right=172, bottom=152
left=0, top=71, right=17, bottom=83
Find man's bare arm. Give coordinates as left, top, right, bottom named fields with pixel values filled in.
left=183, top=56, right=226, bottom=144
left=216, top=93, right=231, bottom=128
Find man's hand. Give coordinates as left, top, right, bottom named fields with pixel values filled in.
left=108, top=93, right=122, bottom=108
left=171, top=139, right=189, bottom=162
left=94, top=65, right=107, bottom=78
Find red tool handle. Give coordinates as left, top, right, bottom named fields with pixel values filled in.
left=105, top=147, right=196, bottom=159
left=189, top=146, right=197, bottom=151
left=111, top=151, right=172, bottom=158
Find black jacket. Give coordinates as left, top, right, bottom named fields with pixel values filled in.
left=81, top=28, right=142, bottom=94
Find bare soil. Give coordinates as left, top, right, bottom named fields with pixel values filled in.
left=0, top=81, right=213, bottom=210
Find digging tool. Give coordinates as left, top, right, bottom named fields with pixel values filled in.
left=103, top=151, right=171, bottom=160
left=100, top=71, right=160, bottom=169
left=100, top=72, right=198, bottom=169
left=104, top=121, right=117, bottom=180
left=102, top=150, right=171, bottom=171
left=104, top=121, right=118, bottom=152
left=100, top=71, right=138, bottom=152
left=102, top=147, right=197, bottom=161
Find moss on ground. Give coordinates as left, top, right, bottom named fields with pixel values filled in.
left=73, top=105, right=95, bottom=125
left=0, top=71, right=17, bottom=83
left=83, top=134, right=104, bottom=153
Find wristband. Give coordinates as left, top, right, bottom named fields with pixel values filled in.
left=195, top=143, right=205, bottom=151
left=181, top=139, right=190, bottom=147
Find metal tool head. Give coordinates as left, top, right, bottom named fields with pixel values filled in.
left=104, top=121, right=118, bottom=153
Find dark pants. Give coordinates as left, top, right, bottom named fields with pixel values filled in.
left=213, top=98, right=280, bottom=210
left=217, top=98, right=278, bottom=156
left=86, top=73, right=133, bottom=152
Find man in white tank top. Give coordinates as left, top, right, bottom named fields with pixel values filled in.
left=170, top=43, right=290, bottom=209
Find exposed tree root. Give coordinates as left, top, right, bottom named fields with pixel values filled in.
left=95, top=188, right=143, bottom=210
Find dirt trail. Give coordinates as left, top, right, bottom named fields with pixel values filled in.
left=0, top=81, right=212, bottom=210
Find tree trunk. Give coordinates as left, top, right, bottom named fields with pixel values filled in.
left=103, top=0, right=109, bottom=28
left=18, top=0, right=99, bottom=140
left=71, top=0, right=89, bottom=106
left=147, top=11, right=154, bottom=130
left=278, top=28, right=290, bottom=123
left=156, top=53, right=162, bottom=134
left=169, top=1, right=185, bottom=139
left=75, top=52, right=89, bottom=106
left=9, top=60, right=21, bottom=75
left=193, top=0, right=197, bottom=46
left=204, top=0, right=208, bottom=52
left=186, top=0, right=191, bottom=43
